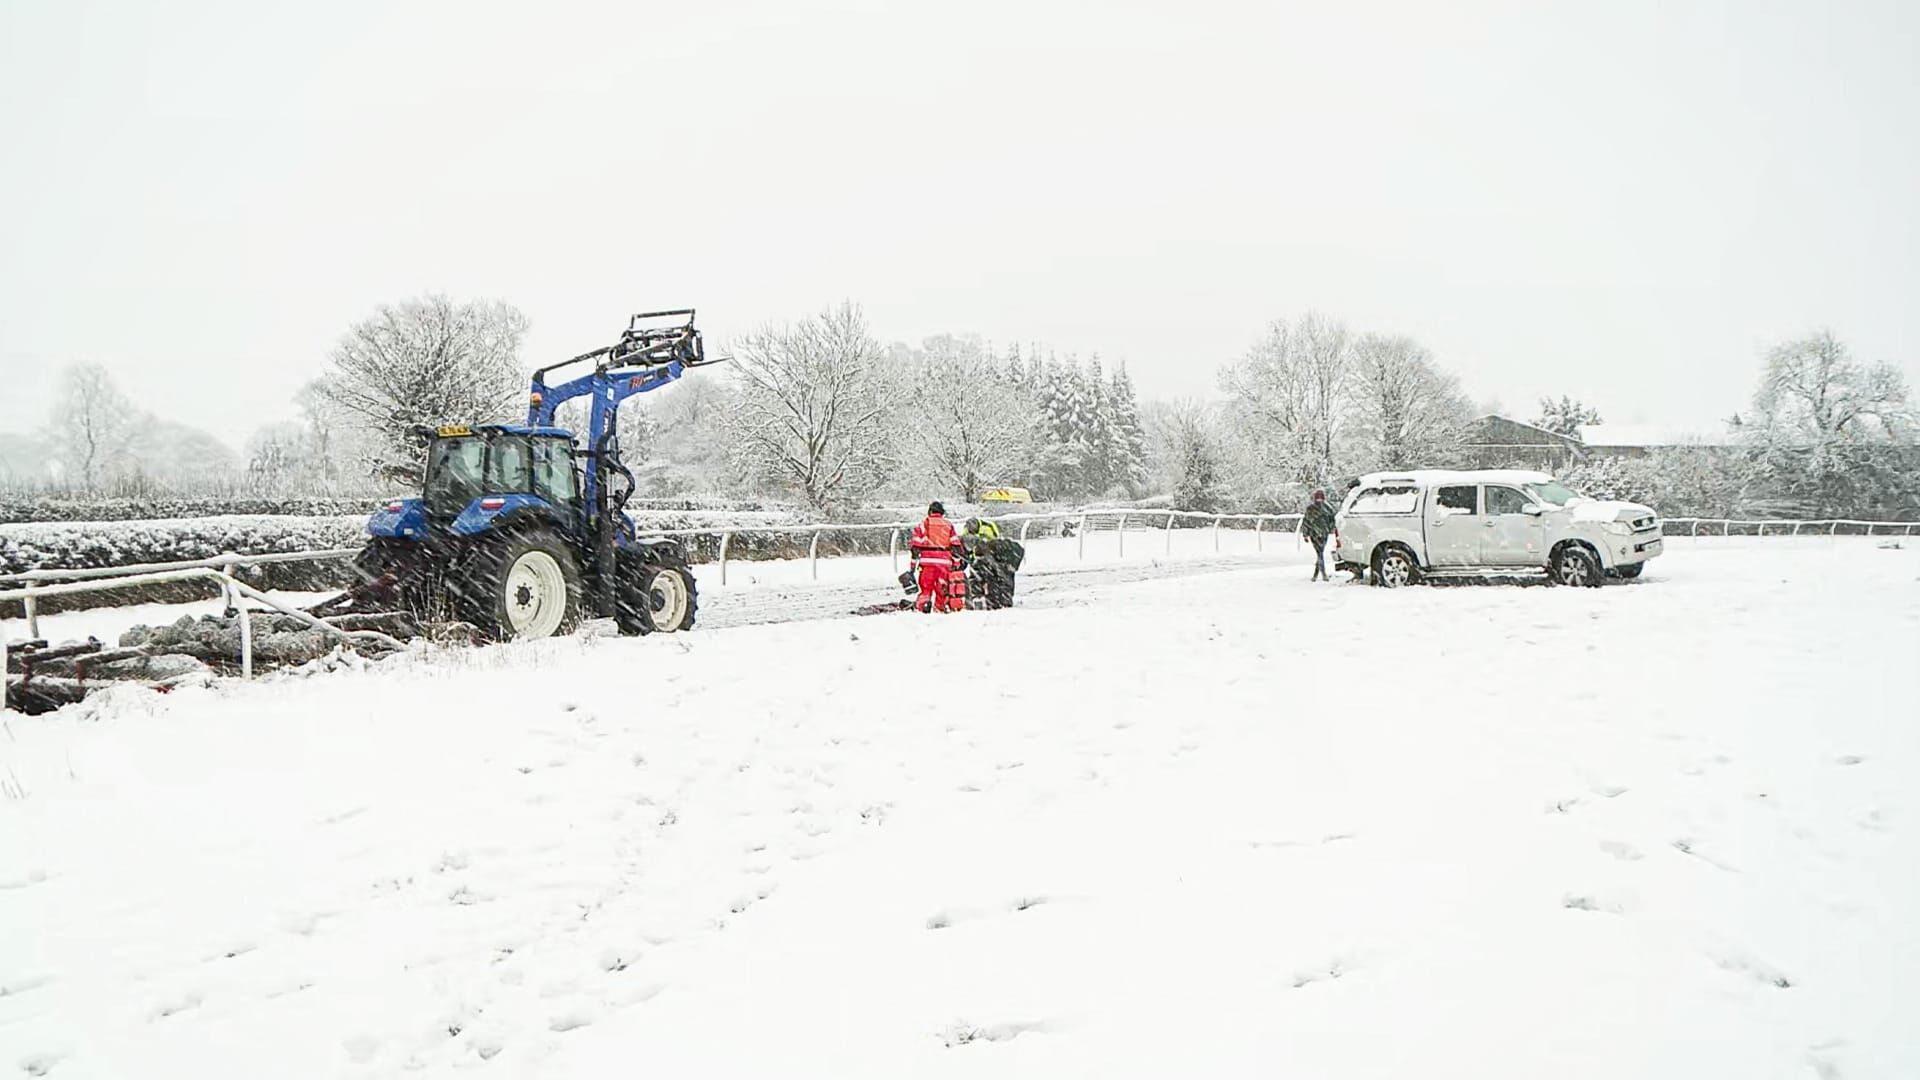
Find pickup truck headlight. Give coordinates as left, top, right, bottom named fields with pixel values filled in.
left=1602, top=520, right=1633, bottom=536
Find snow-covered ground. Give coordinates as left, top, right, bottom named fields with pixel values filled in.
left=3, top=538, right=1916, bottom=1079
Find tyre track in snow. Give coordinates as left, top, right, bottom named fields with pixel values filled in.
left=693, top=553, right=1303, bottom=631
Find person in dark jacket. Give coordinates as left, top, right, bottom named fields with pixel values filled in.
left=963, top=517, right=1023, bottom=608
left=1302, top=489, right=1338, bottom=581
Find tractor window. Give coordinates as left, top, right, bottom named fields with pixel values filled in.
left=485, top=436, right=533, bottom=493
left=425, top=437, right=485, bottom=516
left=532, top=440, right=576, bottom=505
left=1436, top=485, right=1478, bottom=514
left=1485, top=486, right=1532, bottom=515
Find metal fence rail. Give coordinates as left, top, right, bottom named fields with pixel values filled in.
left=637, top=508, right=1305, bottom=584
left=0, top=548, right=363, bottom=641
left=1, top=567, right=404, bottom=692
left=1663, top=517, right=1920, bottom=537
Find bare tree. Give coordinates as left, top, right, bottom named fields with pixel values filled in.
left=1747, top=330, right=1913, bottom=514
left=726, top=302, right=899, bottom=510
left=890, top=334, right=1037, bottom=501
left=1219, top=313, right=1350, bottom=494
left=1753, top=330, right=1910, bottom=446
left=50, top=363, right=137, bottom=490
left=1347, top=334, right=1474, bottom=470
left=311, top=295, right=531, bottom=466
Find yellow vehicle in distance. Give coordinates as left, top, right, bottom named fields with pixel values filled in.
left=979, top=487, right=1033, bottom=505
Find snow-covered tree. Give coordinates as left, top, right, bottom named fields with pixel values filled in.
left=50, top=363, right=138, bottom=490
left=1149, top=399, right=1227, bottom=512
left=890, top=334, right=1039, bottom=501
left=1347, top=334, right=1474, bottom=470
left=1107, top=364, right=1151, bottom=498
left=311, top=295, right=531, bottom=467
left=1030, top=358, right=1098, bottom=499
left=640, top=376, right=739, bottom=497
left=1745, top=330, right=1913, bottom=515
left=1219, top=312, right=1350, bottom=491
left=246, top=422, right=311, bottom=487
left=727, top=302, right=899, bottom=511
left=1534, top=396, right=1603, bottom=438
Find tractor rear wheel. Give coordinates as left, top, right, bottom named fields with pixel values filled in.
left=462, top=531, right=584, bottom=641
left=616, top=558, right=698, bottom=635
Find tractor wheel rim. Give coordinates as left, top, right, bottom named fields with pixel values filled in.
left=650, top=570, right=689, bottom=631
left=1381, top=553, right=1411, bottom=586
left=504, top=551, right=567, bottom=638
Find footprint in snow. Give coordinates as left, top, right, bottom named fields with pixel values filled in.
left=151, top=990, right=203, bottom=1020
left=1598, top=840, right=1643, bottom=861
left=18, top=1052, right=65, bottom=1077
left=941, top=1019, right=1050, bottom=1047
left=1291, top=959, right=1349, bottom=988
left=1671, top=839, right=1739, bottom=872
left=1708, top=950, right=1793, bottom=989
left=1835, top=755, right=1865, bottom=766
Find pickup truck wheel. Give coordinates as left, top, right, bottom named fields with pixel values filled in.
left=1373, top=546, right=1420, bottom=588
left=1551, top=545, right=1603, bottom=588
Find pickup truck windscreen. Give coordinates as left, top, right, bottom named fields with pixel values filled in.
left=1523, top=480, right=1582, bottom=506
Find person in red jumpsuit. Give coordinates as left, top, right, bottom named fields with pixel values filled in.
left=909, top=501, right=965, bottom=612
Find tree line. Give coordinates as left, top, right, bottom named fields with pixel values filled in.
left=6, top=296, right=1914, bottom=519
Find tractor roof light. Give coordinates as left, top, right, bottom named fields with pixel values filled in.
left=479, top=497, right=507, bottom=511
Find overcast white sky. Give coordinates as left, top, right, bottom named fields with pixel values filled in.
left=2, top=0, right=1916, bottom=448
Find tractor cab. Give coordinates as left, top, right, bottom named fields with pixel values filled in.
left=419, top=425, right=582, bottom=534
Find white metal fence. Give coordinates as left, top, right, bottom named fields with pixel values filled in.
left=1663, top=517, right=1920, bottom=537
left=1, top=565, right=403, bottom=696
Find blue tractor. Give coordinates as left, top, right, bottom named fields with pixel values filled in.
left=344, top=309, right=719, bottom=641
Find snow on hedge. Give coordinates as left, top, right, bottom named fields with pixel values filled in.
left=0, top=515, right=369, bottom=575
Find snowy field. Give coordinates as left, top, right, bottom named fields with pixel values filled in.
left=2, top=538, right=1916, bottom=1079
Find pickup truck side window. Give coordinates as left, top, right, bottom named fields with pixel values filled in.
left=1436, top=485, right=1478, bottom=514
left=1349, top=486, right=1419, bottom=514
left=1485, top=486, right=1531, bottom=515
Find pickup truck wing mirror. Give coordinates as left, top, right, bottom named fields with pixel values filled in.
left=1521, top=503, right=1546, bottom=516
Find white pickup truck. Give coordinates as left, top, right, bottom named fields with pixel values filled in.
left=1331, top=469, right=1663, bottom=587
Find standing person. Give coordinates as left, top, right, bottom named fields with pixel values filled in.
left=1302, top=489, right=1338, bottom=581
left=910, top=501, right=964, bottom=612
left=963, top=517, right=1022, bottom=608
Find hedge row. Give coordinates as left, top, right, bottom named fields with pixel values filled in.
left=1, top=515, right=371, bottom=616
left=0, top=496, right=392, bottom=524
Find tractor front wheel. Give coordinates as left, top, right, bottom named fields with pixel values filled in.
left=616, top=558, right=699, bottom=635
left=463, top=531, right=584, bottom=641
